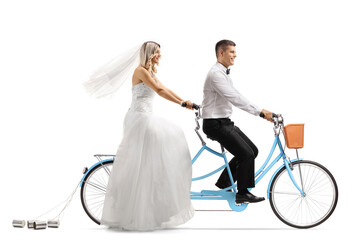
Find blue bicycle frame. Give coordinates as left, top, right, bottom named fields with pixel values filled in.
left=190, top=134, right=305, bottom=212
left=80, top=112, right=305, bottom=212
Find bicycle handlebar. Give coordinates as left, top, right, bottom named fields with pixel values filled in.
left=181, top=102, right=200, bottom=110
left=260, top=112, right=279, bottom=119
left=260, top=112, right=283, bottom=130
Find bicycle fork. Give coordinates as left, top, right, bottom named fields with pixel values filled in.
left=284, top=158, right=306, bottom=197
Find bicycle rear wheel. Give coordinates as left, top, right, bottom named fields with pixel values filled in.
left=80, top=160, right=113, bottom=225
left=269, top=160, right=338, bottom=228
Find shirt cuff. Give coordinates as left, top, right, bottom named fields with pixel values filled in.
left=254, top=107, right=262, bottom=116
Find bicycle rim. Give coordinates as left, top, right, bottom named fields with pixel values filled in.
left=269, top=161, right=338, bottom=228
left=80, top=161, right=113, bottom=225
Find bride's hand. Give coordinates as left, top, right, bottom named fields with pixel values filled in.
left=184, top=100, right=193, bottom=110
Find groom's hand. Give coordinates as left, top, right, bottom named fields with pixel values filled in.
left=261, top=109, right=273, bottom=122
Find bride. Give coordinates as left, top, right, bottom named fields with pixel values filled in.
left=84, top=41, right=195, bottom=231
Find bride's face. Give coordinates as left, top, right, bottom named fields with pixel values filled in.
left=152, top=47, right=161, bottom=65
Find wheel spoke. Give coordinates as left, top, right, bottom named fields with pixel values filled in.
left=272, top=191, right=302, bottom=196
left=86, top=181, right=107, bottom=192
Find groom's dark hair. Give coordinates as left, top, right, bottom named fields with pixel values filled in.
left=215, top=40, right=236, bottom=58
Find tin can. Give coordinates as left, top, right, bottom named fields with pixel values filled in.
left=47, top=220, right=60, bottom=228
left=34, top=221, right=47, bottom=230
left=27, top=220, right=35, bottom=229
left=12, top=220, right=25, bottom=228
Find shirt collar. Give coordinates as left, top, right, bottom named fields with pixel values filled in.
left=216, top=62, right=228, bottom=74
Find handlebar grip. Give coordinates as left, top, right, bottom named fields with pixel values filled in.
left=260, top=112, right=278, bottom=118
left=181, top=102, right=200, bottom=110
left=192, top=103, right=200, bottom=110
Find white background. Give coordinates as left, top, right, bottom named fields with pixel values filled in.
left=1, top=0, right=359, bottom=239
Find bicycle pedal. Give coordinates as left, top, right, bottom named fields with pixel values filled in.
left=235, top=202, right=249, bottom=206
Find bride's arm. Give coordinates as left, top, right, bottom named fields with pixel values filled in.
left=157, top=80, right=183, bottom=102
left=157, top=81, right=193, bottom=109
left=135, top=68, right=182, bottom=105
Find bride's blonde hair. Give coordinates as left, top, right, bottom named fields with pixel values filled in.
left=140, top=41, right=160, bottom=74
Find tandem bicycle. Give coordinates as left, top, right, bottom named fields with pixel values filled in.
left=80, top=105, right=338, bottom=229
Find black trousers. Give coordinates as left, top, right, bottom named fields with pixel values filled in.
left=202, top=118, right=258, bottom=190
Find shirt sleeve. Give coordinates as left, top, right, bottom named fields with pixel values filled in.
left=209, top=71, right=262, bottom=116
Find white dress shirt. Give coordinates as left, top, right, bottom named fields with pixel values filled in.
left=201, top=62, right=262, bottom=119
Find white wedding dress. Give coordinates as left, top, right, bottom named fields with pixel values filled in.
left=101, top=82, right=194, bottom=231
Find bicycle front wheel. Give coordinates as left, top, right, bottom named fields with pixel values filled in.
left=80, top=160, right=113, bottom=225
left=269, top=160, right=338, bottom=228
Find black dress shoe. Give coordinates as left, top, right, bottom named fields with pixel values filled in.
left=235, top=192, right=265, bottom=204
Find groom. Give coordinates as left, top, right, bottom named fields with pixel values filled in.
left=202, top=39, right=273, bottom=204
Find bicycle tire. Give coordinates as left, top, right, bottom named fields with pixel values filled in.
left=80, top=160, right=113, bottom=225
left=269, top=160, right=338, bottom=229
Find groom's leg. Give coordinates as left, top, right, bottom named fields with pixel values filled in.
left=203, top=119, right=234, bottom=188
left=215, top=156, right=238, bottom=188
left=203, top=118, right=257, bottom=190
left=232, top=125, right=257, bottom=190
left=216, top=128, right=256, bottom=190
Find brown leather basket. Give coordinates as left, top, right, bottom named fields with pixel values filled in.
left=283, top=124, right=304, bottom=149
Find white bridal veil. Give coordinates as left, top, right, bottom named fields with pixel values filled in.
left=83, top=44, right=141, bottom=98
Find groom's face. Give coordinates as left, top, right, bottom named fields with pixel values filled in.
left=220, top=45, right=237, bottom=68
